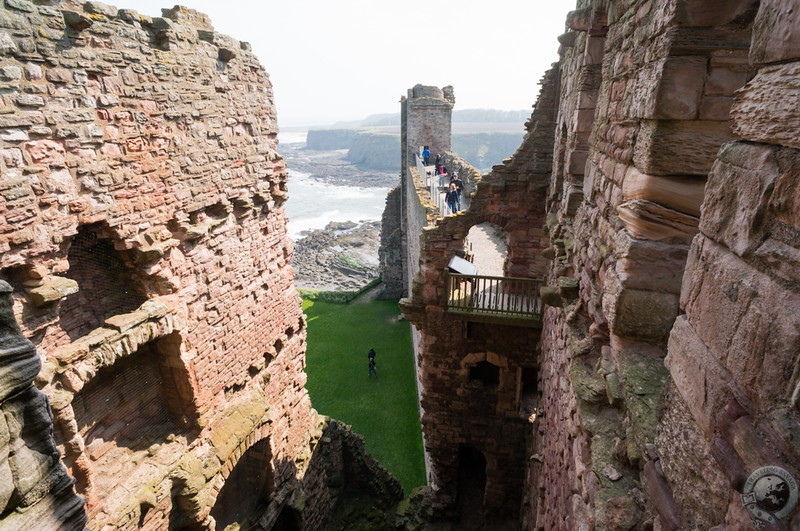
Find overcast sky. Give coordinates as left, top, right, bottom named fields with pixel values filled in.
left=128, top=1, right=576, bottom=127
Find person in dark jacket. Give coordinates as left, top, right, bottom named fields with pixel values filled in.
left=450, top=172, right=464, bottom=211
left=446, top=183, right=460, bottom=214
left=368, top=348, right=377, bottom=377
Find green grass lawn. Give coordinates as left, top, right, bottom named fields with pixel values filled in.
left=302, top=295, right=426, bottom=495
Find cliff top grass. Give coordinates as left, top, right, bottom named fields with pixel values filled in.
left=302, top=294, right=426, bottom=494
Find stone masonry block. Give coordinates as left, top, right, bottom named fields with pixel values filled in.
left=680, top=236, right=800, bottom=409
left=673, top=0, right=758, bottom=27
left=26, top=276, right=78, bottom=306
left=634, top=120, right=735, bottom=176
left=654, top=57, right=707, bottom=120
left=699, top=141, right=779, bottom=257
left=604, top=277, right=680, bottom=340
left=614, top=231, right=690, bottom=294
left=665, top=315, right=735, bottom=438
left=622, top=166, right=705, bottom=217
left=750, top=0, right=800, bottom=64
left=731, top=62, right=800, bottom=149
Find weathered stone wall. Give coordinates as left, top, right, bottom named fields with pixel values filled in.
left=398, top=0, right=799, bottom=529
left=532, top=0, right=799, bottom=529
left=399, top=70, right=557, bottom=525
left=0, top=2, right=320, bottom=528
left=378, top=184, right=404, bottom=298
left=658, top=1, right=800, bottom=528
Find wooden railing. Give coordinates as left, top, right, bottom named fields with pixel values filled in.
left=446, top=272, right=543, bottom=325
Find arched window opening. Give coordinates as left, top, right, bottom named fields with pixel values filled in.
left=59, top=223, right=148, bottom=340
left=210, top=439, right=274, bottom=529
left=469, top=361, right=500, bottom=388
left=71, top=332, right=197, bottom=499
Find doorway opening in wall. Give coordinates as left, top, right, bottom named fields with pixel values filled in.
left=210, top=438, right=274, bottom=529
left=464, top=223, right=507, bottom=277
left=519, top=367, right=539, bottom=420
left=456, top=444, right=487, bottom=529
left=273, top=506, right=302, bottom=531
left=69, top=332, right=196, bottom=507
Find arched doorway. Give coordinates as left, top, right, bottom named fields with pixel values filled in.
left=456, top=444, right=487, bottom=529
left=464, top=222, right=507, bottom=277
left=210, top=438, right=274, bottom=530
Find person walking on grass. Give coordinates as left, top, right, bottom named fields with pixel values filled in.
left=368, top=348, right=378, bottom=377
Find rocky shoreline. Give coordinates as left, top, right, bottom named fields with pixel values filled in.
left=291, top=220, right=382, bottom=291
left=282, top=143, right=398, bottom=187
left=282, top=142, right=395, bottom=292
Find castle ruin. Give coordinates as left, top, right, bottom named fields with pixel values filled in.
left=394, top=0, right=800, bottom=529
left=0, top=2, right=399, bottom=529
left=0, top=0, right=799, bottom=529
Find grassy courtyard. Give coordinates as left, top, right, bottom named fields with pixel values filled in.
left=302, top=295, right=426, bottom=494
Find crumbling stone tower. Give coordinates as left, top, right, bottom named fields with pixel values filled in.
left=381, top=85, right=456, bottom=299
left=402, top=84, right=455, bottom=169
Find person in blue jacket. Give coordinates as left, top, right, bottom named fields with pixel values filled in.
left=422, top=146, right=430, bottom=166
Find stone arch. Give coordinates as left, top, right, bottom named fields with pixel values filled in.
left=66, top=331, right=198, bottom=508
left=58, top=222, right=149, bottom=340
left=209, top=429, right=275, bottom=529
left=464, top=222, right=508, bottom=277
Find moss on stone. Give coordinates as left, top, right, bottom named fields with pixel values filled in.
left=617, top=349, right=669, bottom=457
left=570, top=358, right=607, bottom=404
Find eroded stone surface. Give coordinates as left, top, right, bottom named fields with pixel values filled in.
left=0, top=2, right=397, bottom=529
left=397, top=1, right=799, bottom=530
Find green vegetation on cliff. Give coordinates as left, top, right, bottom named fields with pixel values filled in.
left=302, top=295, right=426, bottom=494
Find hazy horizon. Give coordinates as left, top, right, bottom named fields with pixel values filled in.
left=123, top=1, right=576, bottom=127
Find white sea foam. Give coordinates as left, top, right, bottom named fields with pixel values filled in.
left=284, top=170, right=389, bottom=240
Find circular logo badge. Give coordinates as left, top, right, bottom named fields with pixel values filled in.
left=741, top=466, right=798, bottom=527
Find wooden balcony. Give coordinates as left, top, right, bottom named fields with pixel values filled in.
left=445, top=272, right=543, bottom=327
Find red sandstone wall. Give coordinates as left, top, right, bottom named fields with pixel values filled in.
left=402, top=0, right=799, bottom=529
left=535, top=0, right=799, bottom=529
left=401, top=73, right=557, bottom=524
left=658, top=1, right=800, bottom=528
left=0, top=2, right=318, bottom=528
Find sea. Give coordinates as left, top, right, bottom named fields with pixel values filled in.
left=279, top=130, right=391, bottom=240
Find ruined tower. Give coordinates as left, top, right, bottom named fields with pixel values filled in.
left=401, top=84, right=455, bottom=168
left=380, top=85, right=456, bottom=300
